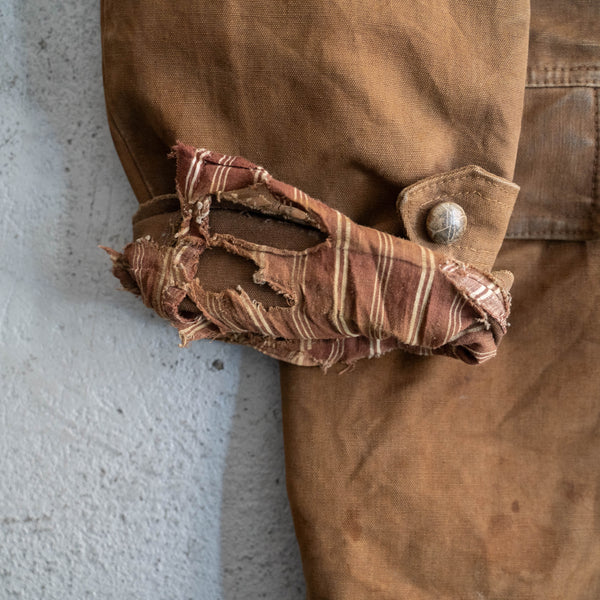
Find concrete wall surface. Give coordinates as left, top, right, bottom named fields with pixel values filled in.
left=0, top=2, right=305, bottom=598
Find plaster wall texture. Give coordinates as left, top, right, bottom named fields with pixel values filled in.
left=0, top=2, right=305, bottom=598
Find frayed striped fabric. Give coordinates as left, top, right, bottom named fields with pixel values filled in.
left=103, top=143, right=511, bottom=370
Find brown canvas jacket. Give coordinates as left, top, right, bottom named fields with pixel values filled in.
left=101, top=1, right=600, bottom=597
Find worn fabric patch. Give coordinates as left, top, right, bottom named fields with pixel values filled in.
left=103, top=144, right=511, bottom=370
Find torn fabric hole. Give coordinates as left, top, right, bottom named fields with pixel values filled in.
left=102, top=143, right=512, bottom=370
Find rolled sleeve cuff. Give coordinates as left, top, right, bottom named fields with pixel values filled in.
left=103, top=143, right=517, bottom=370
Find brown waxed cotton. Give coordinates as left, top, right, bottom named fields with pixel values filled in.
left=101, top=1, right=600, bottom=599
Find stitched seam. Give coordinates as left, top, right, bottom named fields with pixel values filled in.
left=405, top=172, right=518, bottom=197
left=448, top=245, right=495, bottom=254
left=525, top=78, right=600, bottom=88
left=432, top=190, right=511, bottom=208
left=527, top=65, right=600, bottom=87
left=537, top=65, right=600, bottom=71
left=506, top=230, right=592, bottom=238
left=527, top=82, right=600, bottom=88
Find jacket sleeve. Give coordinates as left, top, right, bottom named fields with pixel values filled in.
left=101, top=0, right=529, bottom=369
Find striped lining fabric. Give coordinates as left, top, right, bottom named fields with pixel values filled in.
left=103, top=143, right=511, bottom=370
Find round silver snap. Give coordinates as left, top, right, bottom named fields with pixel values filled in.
left=426, top=201, right=467, bottom=245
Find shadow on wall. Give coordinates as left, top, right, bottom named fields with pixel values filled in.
left=9, top=0, right=305, bottom=597
left=12, top=0, right=135, bottom=313
left=220, top=350, right=305, bottom=600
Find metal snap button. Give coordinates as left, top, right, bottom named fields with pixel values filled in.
left=426, top=201, right=467, bottom=245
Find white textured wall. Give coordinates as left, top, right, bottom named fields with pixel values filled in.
left=0, top=2, right=305, bottom=598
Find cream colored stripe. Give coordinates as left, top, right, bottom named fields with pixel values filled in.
left=133, top=243, right=146, bottom=299
left=215, top=294, right=245, bottom=334
left=292, top=255, right=312, bottom=339
left=456, top=297, right=465, bottom=336
left=209, top=155, right=228, bottom=194
left=377, top=232, right=395, bottom=337
left=471, top=348, right=497, bottom=359
left=238, top=294, right=267, bottom=335
left=289, top=254, right=306, bottom=338
left=289, top=188, right=315, bottom=340
left=298, top=340, right=312, bottom=365
left=298, top=190, right=306, bottom=208
left=441, top=263, right=458, bottom=275
left=253, top=166, right=267, bottom=184
left=471, top=287, right=493, bottom=302
left=152, top=248, right=170, bottom=318
left=443, top=295, right=457, bottom=345
left=446, top=302, right=484, bottom=344
left=332, top=211, right=343, bottom=333
left=204, top=294, right=218, bottom=327
left=412, top=249, right=436, bottom=346
left=333, top=338, right=346, bottom=364
left=337, top=216, right=357, bottom=337
left=172, top=244, right=189, bottom=277
left=368, top=230, right=385, bottom=338
left=326, top=338, right=342, bottom=365
left=324, top=340, right=338, bottom=366
left=240, top=287, right=275, bottom=338
left=133, top=240, right=144, bottom=277
left=218, top=156, right=236, bottom=192
left=255, top=303, right=276, bottom=338
left=180, top=317, right=211, bottom=340
left=463, top=323, right=486, bottom=335
left=297, top=354, right=310, bottom=366
left=214, top=155, right=236, bottom=193
left=478, top=356, right=495, bottom=363
left=187, top=150, right=211, bottom=199
left=443, top=294, right=460, bottom=344
left=184, top=153, right=198, bottom=198
left=407, top=246, right=429, bottom=345
left=300, top=254, right=316, bottom=338
left=368, top=338, right=382, bottom=358
left=373, top=231, right=390, bottom=338
left=211, top=158, right=227, bottom=193
left=203, top=293, right=231, bottom=333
